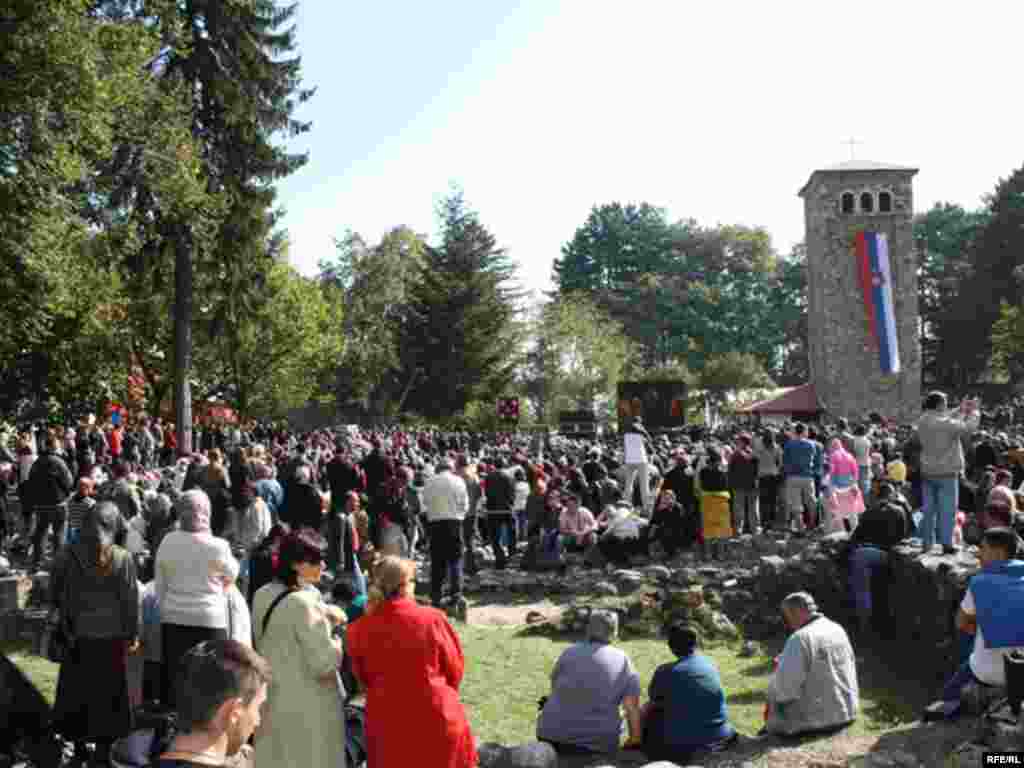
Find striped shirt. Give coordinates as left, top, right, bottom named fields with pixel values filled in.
left=66, top=495, right=96, bottom=534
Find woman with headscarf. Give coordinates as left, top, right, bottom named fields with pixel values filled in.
left=154, top=488, right=239, bottom=709
left=51, top=501, right=138, bottom=766
left=984, top=468, right=1017, bottom=530
left=347, top=555, right=477, bottom=768
left=824, top=438, right=864, bottom=534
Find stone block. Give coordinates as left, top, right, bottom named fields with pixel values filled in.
left=477, top=742, right=557, bottom=768
left=641, top=565, right=671, bottom=582
left=975, top=704, right=1023, bottom=751
left=758, top=555, right=787, bottom=598
left=944, top=741, right=984, bottom=768
left=594, top=581, right=619, bottom=597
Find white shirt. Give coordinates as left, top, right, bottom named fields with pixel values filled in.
left=155, top=530, right=239, bottom=629
left=962, top=587, right=1024, bottom=686
left=513, top=481, right=530, bottom=512
left=852, top=436, right=872, bottom=467
left=422, top=470, right=469, bottom=522
left=624, top=432, right=647, bottom=465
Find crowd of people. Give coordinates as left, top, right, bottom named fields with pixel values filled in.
left=1, top=389, right=1024, bottom=765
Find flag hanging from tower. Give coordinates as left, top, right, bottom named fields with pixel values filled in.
left=854, top=231, right=901, bottom=375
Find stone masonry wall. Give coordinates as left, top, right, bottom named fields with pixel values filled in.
left=803, top=169, right=922, bottom=421
left=758, top=532, right=978, bottom=670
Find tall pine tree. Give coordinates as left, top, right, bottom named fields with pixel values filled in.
left=92, top=0, right=312, bottom=450
left=401, top=192, right=524, bottom=421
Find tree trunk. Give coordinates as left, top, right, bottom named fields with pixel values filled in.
left=174, top=233, right=193, bottom=457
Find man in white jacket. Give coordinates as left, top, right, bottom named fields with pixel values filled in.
left=622, top=417, right=654, bottom=514
left=422, top=459, right=469, bottom=616
left=765, top=592, right=859, bottom=736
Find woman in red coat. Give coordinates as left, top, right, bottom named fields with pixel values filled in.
left=347, top=555, right=477, bottom=768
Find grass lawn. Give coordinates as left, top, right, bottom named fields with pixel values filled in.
left=2, top=641, right=59, bottom=705
left=456, top=625, right=920, bottom=746
left=4, top=625, right=924, bottom=750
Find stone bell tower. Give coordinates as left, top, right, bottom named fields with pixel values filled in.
left=798, top=159, right=922, bottom=421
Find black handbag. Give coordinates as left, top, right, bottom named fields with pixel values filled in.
left=44, top=552, right=79, bottom=664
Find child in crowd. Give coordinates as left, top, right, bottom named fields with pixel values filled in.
left=331, top=571, right=368, bottom=623
left=65, top=477, right=96, bottom=546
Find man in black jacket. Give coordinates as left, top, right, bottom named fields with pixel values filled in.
left=847, top=482, right=912, bottom=634
left=26, top=434, right=73, bottom=572
left=484, top=457, right=517, bottom=569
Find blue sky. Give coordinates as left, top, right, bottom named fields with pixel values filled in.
left=275, top=1, right=1024, bottom=301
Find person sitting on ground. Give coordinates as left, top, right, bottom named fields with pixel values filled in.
left=846, top=482, right=913, bottom=635
left=537, top=610, right=643, bottom=755
left=641, top=622, right=737, bottom=763
left=142, top=639, right=270, bottom=768
left=764, top=591, right=859, bottom=737
left=925, top=526, right=1024, bottom=720
left=597, top=502, right=644, bottom=566
left=558, top=492, right=597, bottom=553
left=646, top=488, right=694, bottom=558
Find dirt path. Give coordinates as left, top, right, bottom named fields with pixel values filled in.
left=466, top=597, right=564, bottom=627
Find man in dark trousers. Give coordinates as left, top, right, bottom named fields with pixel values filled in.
left=484, top=457, right=517, bottom=569
left=26, top=433, right=74, bottom=572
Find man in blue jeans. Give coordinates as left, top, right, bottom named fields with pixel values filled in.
left=925, top=527, right=1024, bottom=720
left=846, top=482, right=912, bottom=635
left=916, top=392, right=979, bottom=555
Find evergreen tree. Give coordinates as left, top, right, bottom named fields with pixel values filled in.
left=913, top=203, right=990, bottom=389
left=92, top=0, right=312, bottom=451
left=959, top=166, right=1024, bottom=386
left=401, top=191, right=524, bottom=421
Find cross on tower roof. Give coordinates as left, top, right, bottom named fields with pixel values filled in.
left=842, top=137, right=864, bottom=161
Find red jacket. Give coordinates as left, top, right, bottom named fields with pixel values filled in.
left=347, top=598, right=476, bottom=768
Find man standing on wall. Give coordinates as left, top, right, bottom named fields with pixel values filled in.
left=918, top=392, right=980, bottom=555
left=622, top=417, right=654, bottom=515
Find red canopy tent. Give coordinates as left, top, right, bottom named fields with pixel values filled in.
left=737, top=383, right=823, bottom=420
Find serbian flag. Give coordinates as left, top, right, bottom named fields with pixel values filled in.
left=854, top=231, right=901, bottom=374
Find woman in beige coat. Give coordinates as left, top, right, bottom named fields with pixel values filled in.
left=252, top=527, right=347, bottom=767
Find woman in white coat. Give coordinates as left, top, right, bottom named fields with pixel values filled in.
left=252, top=527, right=347, bottom=768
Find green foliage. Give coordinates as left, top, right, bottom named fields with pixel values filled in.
left=991, top=301, right=1024, bottom=382
left=320, top=227, right=428, bottom=415
left=207, top=261, right=344, bottom=419
left=913, top=203, right=991, bottom=389
left=955, top=166, right=1024, bottom=387
left=523, top=293, right=635, bottom=422
left=0, top=0, right=164, bottom=400
left=553, top=203, right=803, bottom=381
left=400, top=191, right=525, bottom=421
left=699, top=351, right=774, bottom=405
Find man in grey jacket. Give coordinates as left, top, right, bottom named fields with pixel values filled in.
left=765, top=592, right=859, bottom=737
left=917, top=391, right=980, bottom=554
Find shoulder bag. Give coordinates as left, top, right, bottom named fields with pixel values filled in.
left=255, top=587, right=296, bottom=648
left=44, top=550, right=81, bottom=664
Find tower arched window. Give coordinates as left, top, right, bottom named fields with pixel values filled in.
left=878, top=191, right=892, bottom=213
left=859, top=192, right=874, bottom=214
left=841, top=192, right=855, bottom=214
